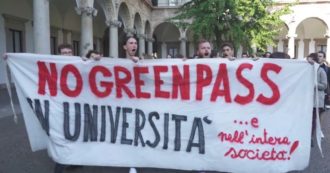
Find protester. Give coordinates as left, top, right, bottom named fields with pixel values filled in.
left=122, top=36, right=139, bottom=173
left=241, top=52, right=249, bottom=58
left=55, top=43, right=82, bottom=173
left=318, top=51, right=330, bottom=109
left=269, top=52, right=290, bottom=59
left=57, top=44, right=73, bottom=56
left=308, top=53, right=327, bottom=146
left=123, top=36, right=140, bottom=63
left=220, top=42, right=235, bottom=60
left=85, top=49, right=102, bottom=60
left=263, top=51, right=271, bottom=58
left=196, top=39, right=212, bottom=58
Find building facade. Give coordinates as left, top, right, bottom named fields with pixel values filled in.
left=1, top=0, right=330, bottom=86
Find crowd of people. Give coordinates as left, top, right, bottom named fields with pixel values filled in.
left=14, top=36, right=329, bottom=173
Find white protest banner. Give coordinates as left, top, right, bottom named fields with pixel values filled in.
left=6, top=53, right=314, bottom=173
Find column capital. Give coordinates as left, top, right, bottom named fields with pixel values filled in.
left=146, top=38, right=155, bottom=42
left=180, top=37, right=187, bottom=42
left=75, top=7, right=97, bottom=17
left=124, top=28, right=136, bottom=36
left=137, top=34, right=146, bottom=39
left=106, top=20, right=122, bottom=28
left=286, top=34, right=297, bottom=39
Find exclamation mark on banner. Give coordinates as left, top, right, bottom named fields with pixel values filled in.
left=288, top=141, right=299, bottom=160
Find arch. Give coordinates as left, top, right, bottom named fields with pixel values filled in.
left=93, top=0, right=108, bottom=55
left=153, top=22, right=181, bottom=58
left=144, top=20, right=151, bottom=54
left=277, top=22, right=289, bottom=40
left=134, top=13, right=143, bottom=34
left=153, top=22, right=180, bottom=42
left=118, top=2, right=131, bottom=29
left=95, top=0, right=116, bottom=21
left=145, top=20, right=151, bottom=38
left=296, top=17, right=328, bottom=39
left=295, top=17, right=328, bottom=57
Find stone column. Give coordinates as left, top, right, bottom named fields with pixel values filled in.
left=147, top=38, right=153, bottom=56
left=309, top=38, right=315, bottom=54
left=297, top=39, right=304, bottom=59
left=287, top=34, right=296, bottom=58
left=237, top=45, right=243, bottom=58
left=138, top=34, right=145, bottom=57
left=106, top=20, right=121, bottom=58
left=277, top=39, right=284, bottom=52
left=161, top=42, right=167, bottom=59
left=326, top=34, right=330, bottom=62
left=25, top=21, right=34, bottom=53
left=124, top=28, right=136, bottom=37
left=76, top=6, right=97, bottom=56
left=188, top=42, right=194, bottom=58
left=66, top=31, right=72, bottom=44
left=180, top=37, right=187, bottom=57
left=33, top=0, right=50, bottom=54
left=0, top=15, right=6, bottom=85
left=267, top=45, right=273, bottom=53
left=95, top=38, right=101, bottom=52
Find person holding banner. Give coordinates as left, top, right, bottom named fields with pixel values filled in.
left=123, top=36, right=139, bottom=173
left=317, top=51, right=330, bottom=109
left=123, top=36, right=140, bottom=63
left=57, top=44, right=73, bottom=56
left=309, top=53, right=327, bottom=147
left=220, top=42, right=235, bottom=60
left=85, top=49, right=102, bottom=60
left=55, top=43, right=84, bottom=173
left=196, top=39, right=213, bottom=58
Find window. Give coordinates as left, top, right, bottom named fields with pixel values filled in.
left=9, top=29, right=23, bottom=52
left=73, top=41, right=80, bottom=56
left=169, top=0, right=178, bottom=6
left=317, top=45, right=327, bottom=53
left=168, top=48, right=177, bottom=58
left=50, top=36, right=57, bottom=55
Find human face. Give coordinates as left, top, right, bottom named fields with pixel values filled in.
left=197, top=42, right=211, bottom=58
left=318, top=52, right=326, bottom=63
left=265, top=52, right=271, bottom=58
left=222, top=46, right=233, bottom=58
left=90, top=52, right=101, bottom=60
left=124, top=38, right=138, bottom=58
left=60, top=48, right=73, bottom=56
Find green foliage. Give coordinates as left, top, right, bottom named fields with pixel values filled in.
left=171, top=0, right=292, bottom=53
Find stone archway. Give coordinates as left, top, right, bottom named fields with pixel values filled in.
left=145, top=20, right=151, bottom=55
left=153, top=22, right=180, bottom=58
left=134, top=13, right=143, bottom=56
left=274, top=22, right=289, bottom=54
left=117, top=2, right=131, bottom=58
left=296, top=17, right=328, bottom=58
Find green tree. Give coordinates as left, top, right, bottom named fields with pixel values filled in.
left=171, top=0, right=291, bottom=53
